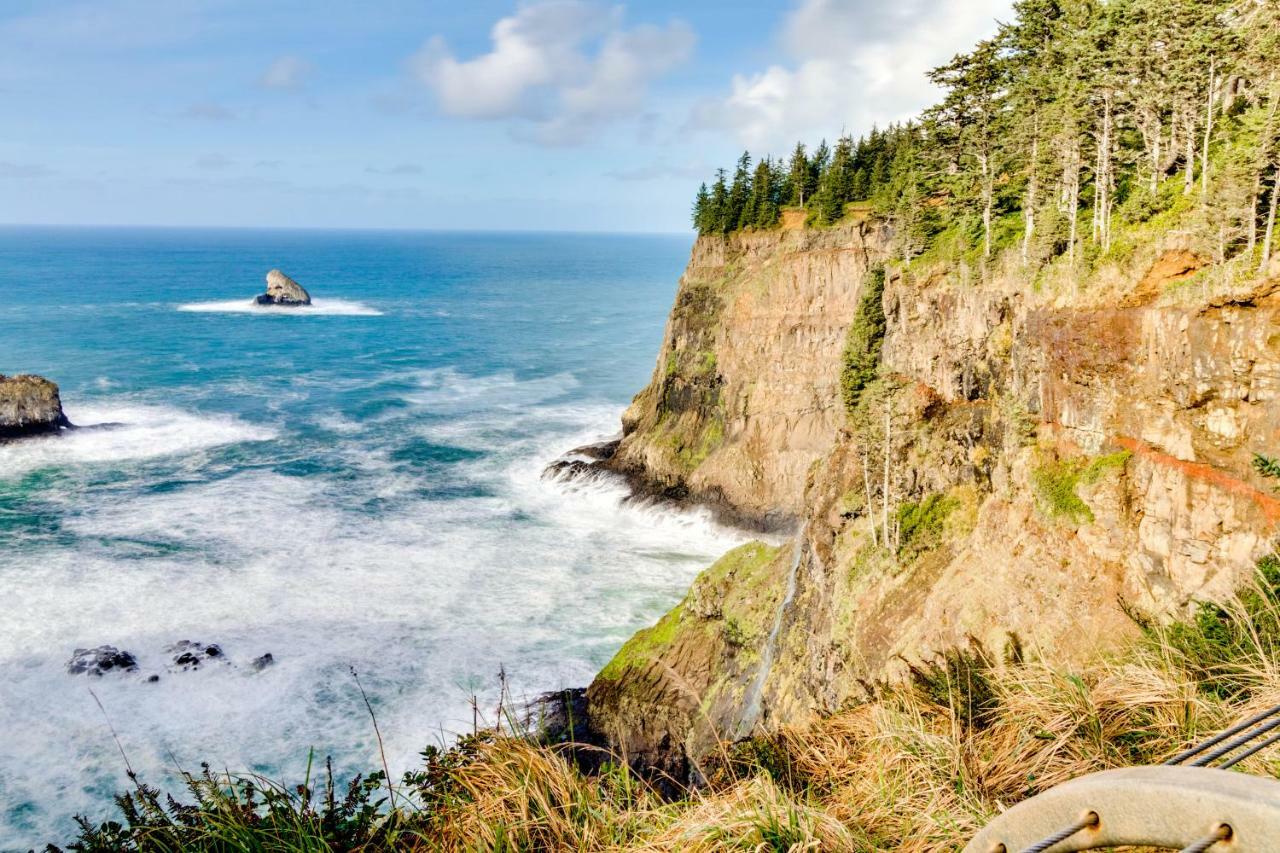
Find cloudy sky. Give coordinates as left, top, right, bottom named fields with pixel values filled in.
left=0, top=0, right=1012, bottom=232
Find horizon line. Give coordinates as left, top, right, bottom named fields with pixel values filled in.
left=0, top=222, right=694, bottom=238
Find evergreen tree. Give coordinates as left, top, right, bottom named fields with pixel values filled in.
left=709, top=169, right=730, bottom=234
left=785, top=142, right=811, bottom=207
left=692, top=183, right=711, bottom=234
left=727, top=151, right=753, bottom=231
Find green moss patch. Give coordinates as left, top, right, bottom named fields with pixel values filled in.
left=1032, top=451, right=1131, bottom=525
left=598, top=602, right=687, bottom=682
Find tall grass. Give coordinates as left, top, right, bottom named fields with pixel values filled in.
left=54, top=560, right=1280, bottom=852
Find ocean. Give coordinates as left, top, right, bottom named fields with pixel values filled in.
left=0, top=227, right=745, bottom=847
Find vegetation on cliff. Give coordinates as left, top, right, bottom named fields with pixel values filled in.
left=57, top=557, right=1280, bottom=851
left=693, top=0, right=1280, bottom=286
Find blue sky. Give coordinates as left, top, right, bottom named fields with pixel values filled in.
left=0, top=0, right=1012, bottom=232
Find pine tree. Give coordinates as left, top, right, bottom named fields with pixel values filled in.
left=785, top=143, right=811, bottom=207
left=727, top=151, right=753, bottom=231
left=709, top=169, right=730, bottom=234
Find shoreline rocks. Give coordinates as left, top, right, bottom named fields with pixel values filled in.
left=0, top=374, right=73, bottom=439
left=67, top=646, right=138, bottom=677
left=65, top=641, right=275, bottom=681
left=254, top=269, right=312, bottom=306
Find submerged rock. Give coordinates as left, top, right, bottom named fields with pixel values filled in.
left=67, top=646, right=138, bottom=677
left=254, top=269, right=312, bottom=306
left=167, top=640, right=227, bottom=671
left=543, top=438, right=620, bottom=481
left=0, top=374, right=73, bottom=439
left=251, top=652, right=275, bottom=671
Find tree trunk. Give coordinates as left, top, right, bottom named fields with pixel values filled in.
left=881, top=399, right=891, bottom=548
left=1067, top=140, right=1080, bottom=266
left=1202, top=59, right=1216, bottom=200
left=1093, top=92, right=1113, bottom=251
left=1262, top=165, right=1279, bottom=274
left=1023, top=121, right=1039, bottom=264
left=980, top=148, right=993, bottom=259
left=1253, top=78, right=1279, bottom=261
left=1185, top=107, right=1196, bottom=195
left=861, top=449, right=877, bottom=548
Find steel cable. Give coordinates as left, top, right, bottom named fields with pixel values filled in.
left=1165, top=703, right=1280, bottom=765
left=1019, top=812, right=1098, bottom=853
left=1178, top=823, right=1232, bottom=853
left=1190, top=715, right=1280, bottom=766
left=1219, top=729, right=1280, bottom=769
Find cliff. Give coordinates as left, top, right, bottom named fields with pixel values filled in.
left=586, top=229, right=1280, bottom=782
left=602, top=223, right=891, bottom=528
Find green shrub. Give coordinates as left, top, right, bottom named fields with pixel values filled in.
left=1155, top=556, right=1280, bottom=702
left=1031, top=452, right=1130, bottom=525
left=841, top=266, right=886, bottom=415
left=895, top=492, right=960, bottom=556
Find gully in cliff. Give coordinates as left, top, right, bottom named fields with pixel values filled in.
left=0, top=374, right=74, bottom=440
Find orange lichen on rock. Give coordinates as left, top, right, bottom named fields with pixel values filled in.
left=1115, top=435, right=1280, bottom=523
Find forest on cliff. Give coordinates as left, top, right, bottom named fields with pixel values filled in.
left=694, top=0, right=1280, bottom=284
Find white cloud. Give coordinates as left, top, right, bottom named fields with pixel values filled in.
left=260, top=55, right=313, bottom=90
left=690, top=0, right=1013, bottom=151
left=409, top=1, right=694, bottom=146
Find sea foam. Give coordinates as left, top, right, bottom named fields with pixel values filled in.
left=0, top=402, right=275, bottom=479
left=177, top=298, right=383, bottom=316
left=0, top=376, right=745, bottom=846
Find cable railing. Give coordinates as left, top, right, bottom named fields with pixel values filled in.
left=966, top=704, right=1280, bottom=852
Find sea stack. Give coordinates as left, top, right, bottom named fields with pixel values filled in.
left=0, top=374, right=73, bottom=439
left=255, top=269, right=312, bottom=306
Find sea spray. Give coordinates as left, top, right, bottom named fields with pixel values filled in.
left=0, top=228, right=703, bottom=846
left=737, top=525, right=807, bottom=738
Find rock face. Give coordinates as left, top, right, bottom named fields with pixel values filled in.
left=0, top=374, right=72, bottom=439
left=585, top=232, right=1280, bottom=784
left=599, top=223, right=891, bottom=529
left=255, top=269, right=312, bottom=306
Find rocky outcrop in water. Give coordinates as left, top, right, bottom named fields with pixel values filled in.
left=65, top=641, right=273, bottom=681
left=66, top=646, right=138, bottom=677
left=167, top=640, right=226, bottom=671
left=0, top=374, right=72, bottom=439
left=255, top=269, right=312, bottom=306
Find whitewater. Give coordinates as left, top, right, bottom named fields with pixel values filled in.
left=0, top=227, right=742, bottom=846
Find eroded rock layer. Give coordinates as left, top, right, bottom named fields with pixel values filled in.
left=587, top=233, right=1280, bottom=783
left=604, top=223, right=891, bottom=528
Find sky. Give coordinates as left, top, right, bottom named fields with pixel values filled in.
left=0, top=0, right=1014, bottom=232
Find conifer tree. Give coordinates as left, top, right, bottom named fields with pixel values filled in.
left=727, top=152, right=753, bottom=231
left=785, top=143, right=811, bottom=207
left=692, top=183, right=711, bottom=234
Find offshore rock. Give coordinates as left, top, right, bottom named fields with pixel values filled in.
left=543, top=438, right=620, bottom=481
left=255, top=269, right=312, bottom=306
left=0, top=374, right=73, bottom=439
left=167, top=640, right=227, bottom=671
left=67, top=646, right=138, bottom=677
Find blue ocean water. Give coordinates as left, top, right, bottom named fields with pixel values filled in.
left=0, top=227, right=744, bottom=847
